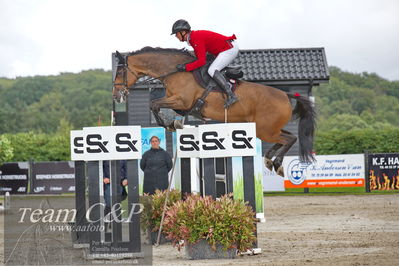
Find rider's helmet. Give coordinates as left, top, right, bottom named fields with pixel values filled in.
left=171, top=19, right=191, bottom=35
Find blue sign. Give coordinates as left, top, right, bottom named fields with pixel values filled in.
left=141, top=127, right=166, bottom=154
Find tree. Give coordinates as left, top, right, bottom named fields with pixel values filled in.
left=24, top=90, right=69, bottom=133
left=0, top=135, right=13, bottom=165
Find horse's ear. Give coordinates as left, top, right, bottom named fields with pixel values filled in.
left=115, top=50, right=125, bottom=65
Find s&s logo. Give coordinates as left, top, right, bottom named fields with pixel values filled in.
left=115, top=133, right=138, bottom=152
left=179, top=134, right=199, bottom=151
left=201, top=131, right=226, bottom=150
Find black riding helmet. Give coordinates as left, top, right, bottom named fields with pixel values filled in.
left=171, top=19, right=191, bottom=35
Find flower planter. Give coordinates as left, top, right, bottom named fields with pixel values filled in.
left=149, top=230, right=170, bottom=245
left=185, top=239, right=237, bottom=260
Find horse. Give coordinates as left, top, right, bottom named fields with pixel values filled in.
left=112, top=47, right=316, bottom=176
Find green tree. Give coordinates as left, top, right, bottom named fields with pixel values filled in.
left=0, top=135, right=13, bottom=165
left=24, top=91, right=69, bottom=133
left=317, top=114, right=371, bottom=132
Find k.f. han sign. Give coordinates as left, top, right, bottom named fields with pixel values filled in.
left=176, top=123, right=257, bottom=158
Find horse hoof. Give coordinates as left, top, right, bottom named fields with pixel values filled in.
left=166, top=125, right=176, bottom=132
left=264, top=158, right=273, bottom=171
left=173, top=120, right=184, bottom=129
left=277, top=166, right=284, bottom=177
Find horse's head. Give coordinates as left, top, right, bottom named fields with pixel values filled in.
left=112, top=47, right=195, bottom=103
left=112, top=51, right=143, bottom=103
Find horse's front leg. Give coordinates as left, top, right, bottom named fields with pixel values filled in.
left=150, top=95, right=187, bottom=131
left=150, top=98, right=167, bottom=128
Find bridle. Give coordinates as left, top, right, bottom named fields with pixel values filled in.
left=113, top=54, right=179, bottom=102
left=112, top=59, right=138, bottom=100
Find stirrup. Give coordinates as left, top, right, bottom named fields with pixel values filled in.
left=224, top=95, right=238, bottom=108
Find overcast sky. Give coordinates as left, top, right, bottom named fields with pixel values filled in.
left=1, top=0, right=398, bottom=80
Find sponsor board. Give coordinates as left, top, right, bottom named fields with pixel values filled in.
left=0, top=163, right=29, bottom=195
left=283, top=154, right=365, bottom=188
left=368, top=153, right=399, bottom=191
left=31, top=162, right=76, bottom=194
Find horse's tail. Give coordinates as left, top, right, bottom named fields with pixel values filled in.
left=287, top=93, right=317, bottom=163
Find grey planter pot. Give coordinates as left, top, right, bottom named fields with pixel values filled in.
left=149, top=230, right=170, bottom=245
left=185, top=239, right=237, bottom=260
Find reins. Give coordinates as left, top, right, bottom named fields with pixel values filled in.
left=135, top=70, right=179, bottom=85
left=118, top=56, right=179, bottom=87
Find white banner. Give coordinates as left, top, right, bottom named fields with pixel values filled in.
left=70, top=126, right=142, bottom=161
left=176, top=123, right=256, bottom=158
left=198, top=124, right=231, bottom=158
left=228, top=123, right=257, bottom=157
left=70, top=130, right=85, bottom=161
left=283, top=154, right=365, bottom=188
left=176, top=127, right=200, bottom=158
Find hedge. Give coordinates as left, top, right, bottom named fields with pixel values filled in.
left=3, top=132, right=70, bottom=162
left=314, top=128, right=399, bottom=155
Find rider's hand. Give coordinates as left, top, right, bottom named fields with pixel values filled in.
left=176, top=64, right=186, bottom=72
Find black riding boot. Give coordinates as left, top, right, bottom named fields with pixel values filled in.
left=213, top=70, right=238, bottom=108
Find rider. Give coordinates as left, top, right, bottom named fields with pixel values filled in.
left=171, top=19, right=239, bottom=108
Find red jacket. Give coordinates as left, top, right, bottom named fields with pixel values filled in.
left=185, top=30, right=237, bottom=71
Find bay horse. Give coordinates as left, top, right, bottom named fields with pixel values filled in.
left=112, top=47, right=316, bottom=176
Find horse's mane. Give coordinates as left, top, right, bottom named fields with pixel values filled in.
left=128, top=46, right=194, bottom=58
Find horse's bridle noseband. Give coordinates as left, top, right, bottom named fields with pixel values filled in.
left=113, top=59, right=140, bottom=100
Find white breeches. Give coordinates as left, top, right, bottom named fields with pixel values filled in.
left=208, top=40, right=239, bottom=77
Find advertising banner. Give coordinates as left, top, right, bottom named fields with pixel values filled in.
left=368, top=153, right=399, bottom=191
left=0, top=162, right=29, bottom=194
left=176, top=123, right=257, bottom=158
left=70, top=126, right=142, bottom=161
left=283, top=154, right=365, bottom=188
left=31, top=161, right=75, bottom=194
left=263, top=167, right=285, bottom=192
left=176, top=127, right=200, bottom=158
left=199, top=123, right=256, bottom=158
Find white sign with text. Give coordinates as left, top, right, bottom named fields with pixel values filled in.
left=176, top=123, right=256, bottom=158
left=70, top=126, right=142, bottom=161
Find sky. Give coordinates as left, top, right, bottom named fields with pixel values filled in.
left=1, top=0, right=398, bottom=81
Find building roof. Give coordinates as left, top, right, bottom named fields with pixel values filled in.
left=233, top=47, right=329, bottom=85
left=123, top=47, right=329, bottom=88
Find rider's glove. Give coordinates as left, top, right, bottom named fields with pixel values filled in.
left=176, top=64, right=186, bottom=72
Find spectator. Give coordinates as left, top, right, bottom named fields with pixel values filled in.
left=140, top=136, right=173, bottom=195
left=103, top=160, right=128, bottom=217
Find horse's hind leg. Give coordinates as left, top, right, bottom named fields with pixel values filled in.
left=273, top=130, right=297, bottom=177
left=264, top=143, right=283, bottom=171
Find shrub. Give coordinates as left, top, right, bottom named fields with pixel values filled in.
left=140, top=189, right=181, bottom=232
left=163, top=194, right=256, bottom=252
left=315, top=128, right=399, bottom=154
left=3, top=132, right=70, bottom=162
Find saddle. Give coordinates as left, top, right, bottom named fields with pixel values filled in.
left=192, top=62, right=243, bottom=93
left=186, top=60, right=244, bottom=118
